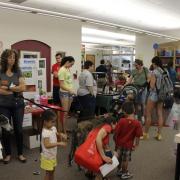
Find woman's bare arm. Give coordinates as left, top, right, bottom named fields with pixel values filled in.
left=96, top=128, right=112, bottom=164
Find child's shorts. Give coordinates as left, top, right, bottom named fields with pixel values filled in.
left=104, top=150, right=113, bottom=158
left=40, top=155, right=57, bottom=171
left=116, top=147, right=132, bottom=162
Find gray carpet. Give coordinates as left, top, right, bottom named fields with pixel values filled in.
left=0, top=117, right=178, bottom=180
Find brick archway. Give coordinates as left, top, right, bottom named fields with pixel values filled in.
left=11, top=40, right=51, bottom=92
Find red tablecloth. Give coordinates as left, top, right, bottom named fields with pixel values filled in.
left=25, top=104, right=64, bottom=123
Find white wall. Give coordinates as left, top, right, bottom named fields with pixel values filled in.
left=0, top=9, right=81, bottom=91
left=135, top=35, right=171, bottom=68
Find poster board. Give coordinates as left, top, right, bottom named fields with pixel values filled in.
left=20, top=58, right=47, bottom=99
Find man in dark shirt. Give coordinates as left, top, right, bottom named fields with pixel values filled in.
left=96, top=59, right=107, bottom=89
left=96, top=59, right=107, bottom=78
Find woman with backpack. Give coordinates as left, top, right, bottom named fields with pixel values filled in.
left=142, top=56, right=173, bottom=141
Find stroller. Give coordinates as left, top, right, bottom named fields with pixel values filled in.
left=111, top=84, right=139, bottom=117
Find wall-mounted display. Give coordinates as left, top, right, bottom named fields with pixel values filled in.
left=20, top=58, right=47, bottom=99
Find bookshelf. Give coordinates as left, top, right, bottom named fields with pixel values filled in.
left=155, top=41, right=180, bottom=81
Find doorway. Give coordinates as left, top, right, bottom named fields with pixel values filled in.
left=86, top=54, right=95, bottom=71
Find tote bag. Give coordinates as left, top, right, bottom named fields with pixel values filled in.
left=74, top=126, right=103, bottom=173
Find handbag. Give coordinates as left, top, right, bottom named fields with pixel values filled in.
left=0, top=96, right=24, bottom=108
left=74, top=127, right=103, bottom=173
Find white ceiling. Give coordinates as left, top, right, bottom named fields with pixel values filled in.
left=1, top=0, right=180, bottom=33
left=0, top=0, right=180, bottom=46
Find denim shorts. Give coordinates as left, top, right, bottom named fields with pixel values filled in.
left=147, top=91, right=158, bottom=102
left=104, top=150, right=113, bottom=158
left=59, top=91, right=73, bottom=99
left=135, top=88, right=147, bottom=104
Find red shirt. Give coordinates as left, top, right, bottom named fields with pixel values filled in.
left=52, top=63, right=60, bottom=87
left=114, top=118, right=142, bottom=149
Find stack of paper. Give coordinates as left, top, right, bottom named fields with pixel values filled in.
left=99, top=156, right=119, bottom=177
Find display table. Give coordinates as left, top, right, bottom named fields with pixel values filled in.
left=25, top=104, right=64, bottom=132
left=23, top=104, right=64, bottom=149
left=96, top=93, right=120, bottom=115
left=174, top=133, right=180, bottom=180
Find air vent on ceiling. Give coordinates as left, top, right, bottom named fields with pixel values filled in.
left=9, top=0, right=27, bottom=4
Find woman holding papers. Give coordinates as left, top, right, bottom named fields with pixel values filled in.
left=95, top=116, right=117, bottom=180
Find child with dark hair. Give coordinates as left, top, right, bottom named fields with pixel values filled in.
left=114, top=101, right=143, bottom=179
left=40, top=109, right=67, bottom=180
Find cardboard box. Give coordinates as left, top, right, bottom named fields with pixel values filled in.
left=23, top=129, right=40, bottom=149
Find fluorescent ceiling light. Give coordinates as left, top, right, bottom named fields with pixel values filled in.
left=82, top=36, right=134, bottom=46
left=82, top=27, right=136, bottom=42
left=145, top=33, right=162, bottom=38
left=0, top=6, right=31, bottom=13
left=37, top=12, right=79, bottom=21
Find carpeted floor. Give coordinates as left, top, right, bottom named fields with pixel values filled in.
left=0, top=117, right=178, bottom=180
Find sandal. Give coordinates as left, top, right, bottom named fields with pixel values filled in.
left=18, top=155, right=27, bottom=163
left=3, top=155, right=11, bottom=164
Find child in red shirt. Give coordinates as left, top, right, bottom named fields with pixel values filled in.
left=114, top=101, right=143, bottom=179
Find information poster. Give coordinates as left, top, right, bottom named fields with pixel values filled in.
left=20, top=58, right=47, bottom=99
left=20, top=58, right=37, bottom=85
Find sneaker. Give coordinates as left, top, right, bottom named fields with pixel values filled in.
left=121, top=172, right=133, bottom=179
left=117, top=169, right=123, bottom=176
left=155, top=133, right=162, bottom=141
left=140, top=132, right=149, bottom=140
